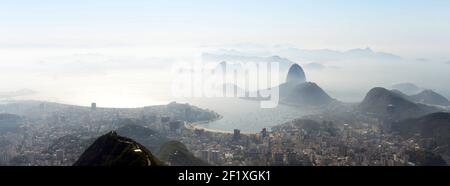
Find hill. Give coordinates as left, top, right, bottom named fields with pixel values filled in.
left=410, top=90, right=450, bottom=106
left=280, top=82, right=334, bottom=106
left=73, top=131, right=163, bottom=166
left=391, top=83, right=422, bottom=95
left=359, top=87, right=439, bottom=120
left=116, top=124, right=169, bottom=153
left=116, top=124, right=204, bottom=165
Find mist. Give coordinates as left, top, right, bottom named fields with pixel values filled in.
left=1, top=45, right=449, bottom=108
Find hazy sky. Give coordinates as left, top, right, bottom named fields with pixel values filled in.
left=1, top=0, right=450, bottom=107
left=1, top=0, right=450, bottom=58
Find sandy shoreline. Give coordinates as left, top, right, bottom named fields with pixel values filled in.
left=185, top=118, right=258, bottom=135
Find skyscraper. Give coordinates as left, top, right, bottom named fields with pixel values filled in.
left=233, top=129, right=241, bottom=141
left=91, top=103, right=97, bottom=111
left=260, top=128, right=267, bottom=139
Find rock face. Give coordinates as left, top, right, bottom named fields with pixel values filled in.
left=286, top=64, right=306, bottom=83
left=73, top=131, right=163, bottom=166
left=359, top=87, right=438, bottom=120
left=410, top=90, right=450, bottom=106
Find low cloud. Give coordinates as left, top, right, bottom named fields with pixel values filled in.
left=30, top=53, right=175, bottom=77
left=303, top=63, right=326, bottom=70
left=0, top=89, right=37, bottom=99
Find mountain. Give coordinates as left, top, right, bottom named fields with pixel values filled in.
left=73, top=131, right=163, bottom=166
left=391, top=83, right=423, bottom=95
left=205, top=46, right=402, bottom=63
left=359, top=87, right=439, bottom=120
left=410, top=90, right=450, bottom=106
left=390, top=89, right=414, bottom=101
left=165, top=102, right=220, bottom=122
left=47, top=134, right=96, bottom=164
left=250, top=64, right=333, bottom=106
left=280, top=82, right=334, bottom=106
left=286, top=64, right=306, bottom=83
left=276, top=47, right=402, bottom=62
left=203, top=53, right=293, bottom=66
left=203, top=53, right=295, bottom=83
left=157, top=141, right=209, bottom=166
left=116, top=124, right=169, bottom=152
left=116, top=124, right=205, bottom=165
left=279, top=64, right=333, bottom=106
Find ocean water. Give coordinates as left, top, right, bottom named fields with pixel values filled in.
left=184, top=98, right=316, bottom=133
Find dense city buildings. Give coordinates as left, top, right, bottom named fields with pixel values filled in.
left=0, top=100, right=448, bottom=166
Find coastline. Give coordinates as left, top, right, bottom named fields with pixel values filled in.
left=185, top=116, right=258, bottom=135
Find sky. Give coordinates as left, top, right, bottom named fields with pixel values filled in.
left=1, top=0, right=450, bottom=107
left=1, top=0, right=450, bottom=58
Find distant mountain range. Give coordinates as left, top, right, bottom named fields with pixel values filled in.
left=203, top=53, right=294, bottom=70
left=391, top=83, right=423, bottom=95
left=208, top=47, right=402, bottom=63
left=277, top=47, right=402, bottom=62
left=74, top=131, right=164, bottom=166
left=391, top=86, right=450, bottom=107
left=409, top=90, right=450, bottom=106
left=205, top=53, right=296, bottom=84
